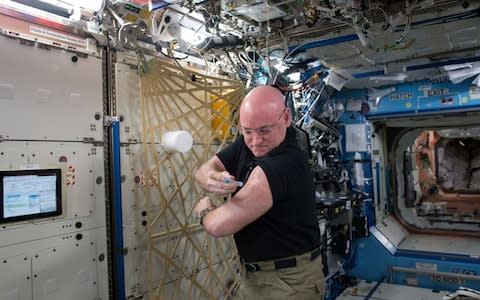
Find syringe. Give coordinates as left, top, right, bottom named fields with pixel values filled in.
left=223, top=178, right=244, bottom=187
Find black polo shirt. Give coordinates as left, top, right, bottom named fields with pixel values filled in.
left=217, top=126, right=320, bottom=262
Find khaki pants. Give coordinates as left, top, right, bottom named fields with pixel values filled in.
left=236, top=253, right=326, bottom=300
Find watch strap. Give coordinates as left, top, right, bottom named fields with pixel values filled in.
left=199, top=208, right=212, bottom=226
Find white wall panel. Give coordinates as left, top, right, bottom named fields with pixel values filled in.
left=31, top=231, right=98, bottom=300
left=0, top=141, right=104, bottom=222
left=91, top=227, right=109, bottom=300
left=0, top=26, right=108, bottom=300
left=0, top=35, right=103, bottom=141
left=116, top=60, right=143, bottom=143
left=0, top=228, right=105, bottom=300
left=0, top=254, right=32, bottom=300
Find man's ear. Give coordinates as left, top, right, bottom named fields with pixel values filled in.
left=285, top=108, right=292, bottom=126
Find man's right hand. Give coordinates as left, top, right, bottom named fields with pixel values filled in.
left=205, top=170, right=239, bottom=195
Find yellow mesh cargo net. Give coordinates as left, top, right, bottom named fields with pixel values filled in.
left=139, top=58, right=245, bottom=299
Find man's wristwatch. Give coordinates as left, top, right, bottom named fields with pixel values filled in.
left=199, top=208, right=212, bottom=226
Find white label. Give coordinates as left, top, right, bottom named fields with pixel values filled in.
left=416, top=262, right=437, bottom=272
left=30, top=26, right=87, bottom=47
left=469, top=86, right=480, bottom=100
left=345, top=124, right=368, bottom=152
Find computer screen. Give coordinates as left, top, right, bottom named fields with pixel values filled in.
left=0, top=168, right=62, bottom=224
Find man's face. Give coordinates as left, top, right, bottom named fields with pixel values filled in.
left=239, top=107, right=288, bottom=157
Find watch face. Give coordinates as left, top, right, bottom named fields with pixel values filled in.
left=200, top=208, right=209, bottom=217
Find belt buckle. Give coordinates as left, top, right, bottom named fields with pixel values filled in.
left=245, top=263, right=258, bottom=272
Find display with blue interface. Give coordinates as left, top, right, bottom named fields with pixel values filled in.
left=0, top=169, right=62, bottom=223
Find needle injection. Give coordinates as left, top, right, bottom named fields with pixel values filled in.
left=223, top=178, right=244, bottom=187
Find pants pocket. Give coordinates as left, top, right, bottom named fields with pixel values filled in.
left=238, top=272, right=289, bottom=299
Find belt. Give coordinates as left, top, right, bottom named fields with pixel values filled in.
left=243, top=247, right=321, bottom=273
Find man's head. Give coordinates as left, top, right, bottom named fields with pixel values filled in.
left=239, top=86, right=291, bottom=157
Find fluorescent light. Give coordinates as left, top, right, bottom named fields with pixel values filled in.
left=0, top=0, right=71, bottom=22
left=37, top=0, right=72, bottom=11
left=35, top=0, right=104, bottom=12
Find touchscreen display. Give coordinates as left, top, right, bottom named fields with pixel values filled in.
left=0, top=169, right=62, bottom=223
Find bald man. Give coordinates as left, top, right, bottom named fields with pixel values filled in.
left=194, top=85, right=325, bottom=299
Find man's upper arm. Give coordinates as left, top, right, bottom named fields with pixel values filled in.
left=204, top=165, right=273, bottom=236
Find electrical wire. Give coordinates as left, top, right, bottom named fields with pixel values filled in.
left=295, top=83, right=326, bottom=127
left=383, top=0, right=417, bottom=50
left=159, top=47, right=190, bottom=60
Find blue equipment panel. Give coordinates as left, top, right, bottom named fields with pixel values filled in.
left=345, top=228, right=480, bottom=293
left=366, top=77, right=480, bottom=117
left=333, top=77, right=480, bottom=118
